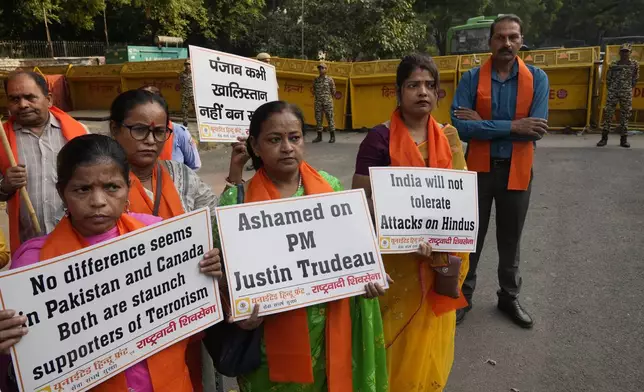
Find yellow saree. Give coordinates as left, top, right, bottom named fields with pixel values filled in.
left=380, top=124, right=470, bottom=391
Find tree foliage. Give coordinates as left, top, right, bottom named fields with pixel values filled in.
left=1, top=0, right=644, bottom=57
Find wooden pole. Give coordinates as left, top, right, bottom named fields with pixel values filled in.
left=0, top=116, right=42, bottom=235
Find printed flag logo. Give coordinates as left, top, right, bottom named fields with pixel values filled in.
left=235, top=298, right=251, bottom=315
left=379, top=237, right=391, bottom=250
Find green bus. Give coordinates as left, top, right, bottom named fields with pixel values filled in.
left=446, top=15, right=501, bottom=55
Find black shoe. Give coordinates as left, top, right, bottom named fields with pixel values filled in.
left=329, top=132, right=335, bottom=143
left=456, top=308, right=467, bottom=325
left=597, top=136, right=608, bottom=147
left=620, top=136, right=630, bottom=148
left=312, top=132, right=323, bottom=143
left=497, top=298, right=534, bottom=328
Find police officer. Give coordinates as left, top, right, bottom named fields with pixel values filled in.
left=312, top=62, right=336, bottom=143
left=598, top=43, right=640, bottom=148
left=179, top=59, right=194, bottom=127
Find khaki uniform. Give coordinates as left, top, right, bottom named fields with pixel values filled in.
left=602, top=59, right=640, bottom=136
left=180, top=69, right=194, bottom=125
left=313, top=75, right=336, bottom=133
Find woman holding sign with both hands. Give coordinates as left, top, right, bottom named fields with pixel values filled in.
left=0, top=134, right=222, bottom=392
left=352, top=54, right=471, bottom=391
left=212, top=100, right=390, bottom=392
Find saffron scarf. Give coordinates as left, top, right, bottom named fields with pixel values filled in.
left=40, top=214, right=192, bottom=392
left=128, top=162, right=185, bottom=219
left=245, top=162, right=352, bottom=392
left=0, top=106, right=88, bottom=255
left=159, top=121, right=174, bottom=160
left=467, top=57, right=534, bottom=191
left=387, top=109, right=467, bottom=315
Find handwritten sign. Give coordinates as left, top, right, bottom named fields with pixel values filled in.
left=189, top=45, right=279, bottom=143
left=369, top=167, right=479, bottom=253
left=0, top=208, right=223, bottom=392
left=216, top=190, right=387, bottom=321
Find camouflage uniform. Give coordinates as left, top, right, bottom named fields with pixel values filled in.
left=179, top=69, right=194, bottom=126
left=602, top=58, right=640, bottom=136
left=313, top=74, right=336, bottom=133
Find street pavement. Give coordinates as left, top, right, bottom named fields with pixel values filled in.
left=195, top=131, right=644, bottom=392
left=4, top=127, right=643, bottom=391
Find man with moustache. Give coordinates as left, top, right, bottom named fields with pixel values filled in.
left=0, top=71, right=88, bottom=254
left=451, top=14, right=549, bottom=328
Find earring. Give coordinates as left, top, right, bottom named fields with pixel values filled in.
left=64, top=207, right=69, bottom=217
left=125, top=200, right=131, bottom=213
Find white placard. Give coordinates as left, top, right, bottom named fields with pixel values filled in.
left=189, top=45, right=279, bottom=143
left=369, top=167, right=479, bottom=253
left=0, top=208, right=223, bottom=392
left=216, top=189, right=388, bottom=321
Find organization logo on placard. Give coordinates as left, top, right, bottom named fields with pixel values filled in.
left=235, top=298, right=251, bottom=314
left=36, top=386, right=52, bottom=392
left=379, top=237, right=391, bottom=250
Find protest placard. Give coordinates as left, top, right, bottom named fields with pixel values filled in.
left=0, top=208, right=222, bottom=392
left=369, top=167, right=479, bottom=253
left=216, top=189, right=388, bottom=321
left=189, top=45, right=279, bottom=143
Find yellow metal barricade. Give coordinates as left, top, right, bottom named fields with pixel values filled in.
left=521, top=47, right=596, bottom=130
left=33, top=65, right=72, bottom=75
left=349, top=56, right=459, bottom=129
left=67, top=64, right=125, bottom=111
left=120, top=60, right=185, bottom=112
left=598, top=44, right=644, bottom=130
left=274, top=58, right=350, bottom=129
left=0, top=71, right=9, bottom=115
left=458, top=53, right=492, bottom=80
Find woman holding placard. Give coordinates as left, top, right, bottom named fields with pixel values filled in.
left=352, top=54, right=470, bottom=391
left=107, top=89, right=223, bottom=391
left=212, top=100, right=389, bottom=392
left=0, top=134, right=222, bottom=392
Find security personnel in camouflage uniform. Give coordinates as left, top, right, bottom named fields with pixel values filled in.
left=312, top=62, right=336, bottom=143
left=598, top=43, right=640, bottom=148
left=179, top=59, right=194, bottom=127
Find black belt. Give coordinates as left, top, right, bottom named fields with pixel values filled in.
left=491, top=158, right=511, bottom=168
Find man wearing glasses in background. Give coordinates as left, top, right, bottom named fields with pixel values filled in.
left=451, top=14, right=549, bottom=328
left=0, top=71, right=88, bottom=254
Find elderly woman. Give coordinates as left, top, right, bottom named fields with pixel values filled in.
left=108, top=89, right=225, bottom=391
left=352, top=53, right=470, bottom=391
left=0, top=134, right=221, bottom=392
left=213, top=100, right=389, bottom=392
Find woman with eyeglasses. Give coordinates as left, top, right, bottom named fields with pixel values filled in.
left=108, top=89, right=221, bottom=391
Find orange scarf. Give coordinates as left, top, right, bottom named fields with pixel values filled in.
left=159, top=121, right=174, bottom=160
left=245, top=162, right=352, bottom=391
left=467, top=57, right=534, bottom=191
left=0, top=106, right=88, bottom=255
left=128, top=162, right=185, bottom=219
left=40, top=214, right=192, bottom=392
left=387, top=110, right=468, bottom=315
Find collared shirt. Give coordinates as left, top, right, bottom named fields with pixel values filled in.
left=0, top=114, right=88, bottom=243
left=170, top=122, right=201, bottom=171
left=450, top=61, right=549, bottom=158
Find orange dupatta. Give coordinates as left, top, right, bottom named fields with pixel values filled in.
left=40, top=214, right=193, bottom=392
left=159, top=121, right=174, bottom=161
left=245, top=162, right=352, bottom=391
left=467, top=57, right=534, bottom=191
left=128, top=162, right=185, bottom=219
left=388, top=109, right=468, bottom=315
left=0, top=106, right=88, bottom=255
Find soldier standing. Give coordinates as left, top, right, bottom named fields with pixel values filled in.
left=312, top=62, right=336, bottom=143
left=180, top=59, right=194, bottom=127
left=598, top=43, right=640, bottom=148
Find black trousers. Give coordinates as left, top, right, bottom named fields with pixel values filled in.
left=462, top=159, right=532, bottom=302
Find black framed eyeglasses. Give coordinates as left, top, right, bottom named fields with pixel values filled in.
left=121, top=123, right=172, bottom=142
